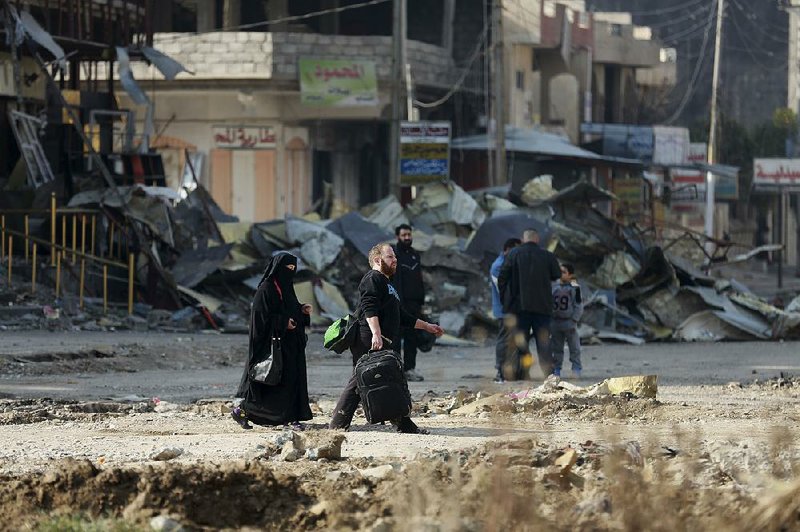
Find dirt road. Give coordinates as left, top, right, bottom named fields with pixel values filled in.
left=2, top=332, right=800, bottom=530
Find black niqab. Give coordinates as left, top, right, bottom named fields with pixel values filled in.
left=235, top=251, right=312, bottom=426
left=258, top=252, right=301, bottom=318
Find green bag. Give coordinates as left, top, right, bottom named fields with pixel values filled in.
left=324, top=313, right=359, bottom=354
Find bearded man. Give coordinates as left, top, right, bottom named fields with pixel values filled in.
left=391, top=223, right=426, bottom=381
left=329, top=243, right=443, bottom=433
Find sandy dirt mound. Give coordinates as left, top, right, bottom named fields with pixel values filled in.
left=0, top=458, right=311, bottom=531
left=2, top=435, right=789, bottom=531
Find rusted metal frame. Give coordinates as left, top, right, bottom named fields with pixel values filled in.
left=27, top=49, right=183, bottom=309
left=3, top=226, right=126, bottom=268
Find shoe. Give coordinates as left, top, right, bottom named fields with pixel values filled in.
left=231, top=407, right=252, bottom=430
left=553, top=368, right=561, bottom=377
left=405, top=369, right=424, bottom=382
left=572, top=369, right=582, bottom=379
left=395, top=417, right=429, bottom=434
left=493, top=372, right=506, bottom=384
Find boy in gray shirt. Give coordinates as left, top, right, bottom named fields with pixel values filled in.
left=551, top=263, right=583, bottom=378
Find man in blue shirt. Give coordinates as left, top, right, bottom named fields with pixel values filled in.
left=490, top=238, right=521, bottom=383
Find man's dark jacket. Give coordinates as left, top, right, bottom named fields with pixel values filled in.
left=497, top=242, right=561, bottom=315
left=391, top=243, right=425, bottom=304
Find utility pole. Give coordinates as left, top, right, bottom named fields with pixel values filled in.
left=704, top=0, right=724, bottom=245
left=490, top=0, right=506, bottom=187
left=389, top=0, right=407, bottom=199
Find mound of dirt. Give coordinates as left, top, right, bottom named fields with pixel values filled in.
left=0, top=458, right=312, bottom=530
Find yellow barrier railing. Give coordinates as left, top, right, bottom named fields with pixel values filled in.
left=1, top=196, right=137, bottom=315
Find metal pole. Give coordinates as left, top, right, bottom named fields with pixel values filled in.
left=79, top=259, right=85, bottom=309
left=71, top=214, right=77, bottom=264
left=81, top=214, right=86, bottom=258
left=103, top=264, right=108, bottom=315
left=1, top=215, right=5, bottom=260
left=32, top=243, right=37, bottom=293
left=389, top=0, right=406, bottom=199
left=91, top=215, right=96, bottom=256
left=24, top=215, right=29, bottom=262
left=61, top=215, right=67, bottom=255
left=492, top=0, right=506, bottom=186
left=705, top=0, right=724, bottom=243
left=50, top=192, right=57, bottom=265
left=7, top=236, right=12, bottom=283
left=56, top=251, right=62, bottom=297
left=128, top=252, right=134, bottom=315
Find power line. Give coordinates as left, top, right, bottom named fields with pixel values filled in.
left=665, top=0, right=718, bottom=124
left=154, top=0, right=392, bottom=43
left=725, top=5, right=789, bottom=70
left=634, top=4, right=714, bottom=30
left=659, top=11, right=718, bottom=43
left=413, top=27, right=488, bottom=108
left=728, top=0, right=789, bottom=44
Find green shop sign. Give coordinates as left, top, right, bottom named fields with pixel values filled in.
left=299, top=58, right=378, bottom=107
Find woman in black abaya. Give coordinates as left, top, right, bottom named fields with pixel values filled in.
left=232, top=252, right=313, bottom=429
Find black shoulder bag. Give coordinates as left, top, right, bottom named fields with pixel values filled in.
left=249, top=279, right=284, bottom=386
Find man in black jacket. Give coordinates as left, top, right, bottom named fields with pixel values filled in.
left=498, top=228, right=561, bottom=379
left=329, top=243, right=443, bottom=433
left=391, top=224, right=426, bottom=382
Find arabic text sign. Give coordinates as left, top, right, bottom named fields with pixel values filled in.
left=299, top=58, right=378, bottom=107
left=400, top=121, right=450, bottom=185
left=213, top=126, right=276, bottom=149
left=753, top=158, right=800, bottom=186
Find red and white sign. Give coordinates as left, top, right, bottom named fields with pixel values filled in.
left=753, top=158, right=800, bottom=186
left=213, top=126, right=276, bottom=149
left=671, top=143, right=707, bottom=185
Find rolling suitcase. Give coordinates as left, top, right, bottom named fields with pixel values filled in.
left=354, top=349, right=412, bottom=423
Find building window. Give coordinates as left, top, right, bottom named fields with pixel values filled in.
left=516, top=70, right=525, bottom=90
left=609, top=24, right=622, bottom=36
left=660, top=48, right=677, bottom=63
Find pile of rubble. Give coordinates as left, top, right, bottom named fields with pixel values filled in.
left=7, top=177, right=800, bottom=343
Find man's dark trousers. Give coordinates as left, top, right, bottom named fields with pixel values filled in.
left=394, top=300, right=422, bottom=371
left=496, top=318, right=512, bottom=374
left=511, top=311, right=554, bottom=379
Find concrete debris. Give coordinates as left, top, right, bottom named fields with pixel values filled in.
left=149, top=515, right=185, bottom=532
left=521, top=174, right=556, bottom=203
left=358, top=464, right=396, bottom=480
left=361, top=195, right=409, bottom=233
left=150, top=448, right=183, bottom=461
left=2, top=175, right=797, bottom=345
left=592, top=251, right=641, bottom=289
left=285, top=217, right=344, bottom=272
left=305, top=433, right=346, bottom=461
left=595, top=375, right=658, bottom=399
left=451, top=393, right=516, bottom=415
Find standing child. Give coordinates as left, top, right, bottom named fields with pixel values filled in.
left=551, top=263, right=583, bottom=378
